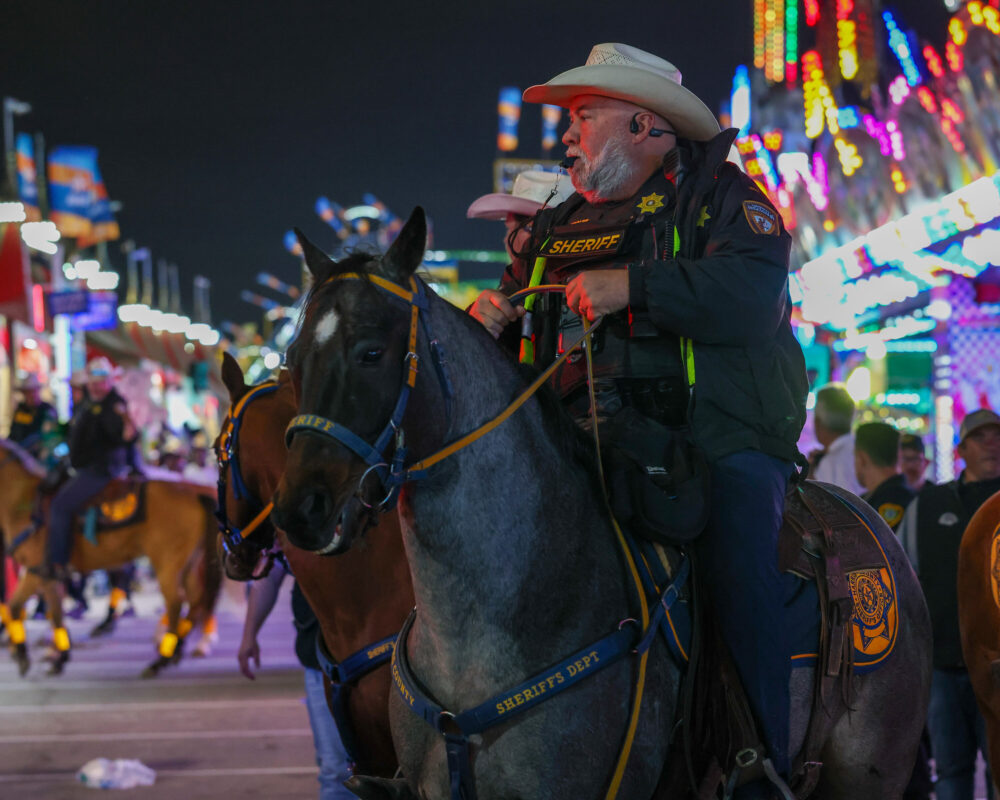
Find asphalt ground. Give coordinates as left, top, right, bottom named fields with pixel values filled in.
left=0, top=574, right=318, bottom=799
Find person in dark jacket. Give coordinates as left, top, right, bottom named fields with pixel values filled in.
left=42, top=357, right=134, bottom=578
left=855, top=422, right=913, bottom=531
left=470, top=43, right=808, bottom=797
left=901, top=433, right=933, bottom=492
left=8, top=374, right=58, bottom=462
left=900, top=409, right=1000, bottom=800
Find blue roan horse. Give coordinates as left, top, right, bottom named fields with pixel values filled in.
left=273, top=208, right=930, bottom=800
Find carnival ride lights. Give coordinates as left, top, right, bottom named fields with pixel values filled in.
left=730, top=65, right=752, bottom=135
left=837, top=0, right=860, bottom=80
left=802, top=51, right=839, bottom=139
left=834, top=137, right=863, bottom=176
left=804, top=0, right=820, bottom=26
left=883, top=10, right=923, bottom=87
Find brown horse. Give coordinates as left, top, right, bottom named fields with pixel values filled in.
left=0, top=439, right=222, bottom=677
left=958, top=488, right=1000, bottom=784
left=216, top=354, right=413, bottom=778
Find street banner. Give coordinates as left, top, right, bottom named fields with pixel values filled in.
left=47, top=289, right=89, bottom=316
left=48, top=145, right=97, bottom=238
left=497, top=87, right=521, bottom=152
left=78, top=164, right=120, bottom=247
left=15, top=133, right=41, bottom=222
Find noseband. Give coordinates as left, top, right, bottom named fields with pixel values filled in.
left=216, top=381, right=281, bottom=556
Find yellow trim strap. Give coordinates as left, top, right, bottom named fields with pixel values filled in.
left=178, top=618, right=194, bottom=639
left=0, top=604, right=11, bottom=627
left=109, top=587, right=126, bottom=610
left=8, top=619, right=26, bottom=646
left=53, top=627, right=71, bottom=652
left=159, top=632, right=179, bottom=659
left=239, top=501, right=275, bottom=541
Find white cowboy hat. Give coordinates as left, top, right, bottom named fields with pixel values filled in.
left=18, top=374, right=42, bottom=391
left=523, top=43, right=721, bottom=142
left=466, top=170, right=575, bottom=220
left=86, top=356, right=116, bottom=378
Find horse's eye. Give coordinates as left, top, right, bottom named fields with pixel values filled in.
left=360, top=348, right=384, bottom=365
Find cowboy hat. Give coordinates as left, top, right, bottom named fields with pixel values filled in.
left=86, top=356, right=116, bottom=378
left=18, top=374, right=42, bottom=391
left=523, top=43, right=721, bottom=142
left=466, top=170, right=574, bottom=221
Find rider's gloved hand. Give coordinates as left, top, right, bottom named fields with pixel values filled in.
left=469, top=290, right=524, bottom=339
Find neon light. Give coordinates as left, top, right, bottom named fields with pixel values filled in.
left=837, top=107, right=860, bottom=128
left=835, top=137, right=863, bottom=176
left=946, top=40, right=964, bottom=72
left=785, top=0, right=799, bottom=82
left=730, top=65, right=751, bottom=135
left=891, top=166, right=907, bottom=194
left=762, top=129, right=783, bottom=150
left=765, top=0, right=786, bottom=83
left=837, top=0, right=859, bottom=80
left=935, top=394, right=954, bottom=483
left=888, top=75, right=911, bottom=105
left=883, top=10, right=922, bottom=86
left=886, top=120, right=906, bottom=160
left=802, top=50, right=838, bottom=138
left=940, top=97, right=965, bottom=124
left=923, top=45, right=945, bottom=78
left=754, top=0, right=767, bottom=69
left=949, top=18, right=967, bottom=46
left=497, top=87, right=521, bottom=153
left=804, top=0, right=820, bottom=26
left=32, top=284, right=45, bottom=333
left=917, top=86, right=938, bottom=114
left=750, top=134, right=780, bottom=191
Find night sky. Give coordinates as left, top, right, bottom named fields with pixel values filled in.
left=1, top=1, right=953, bottom=325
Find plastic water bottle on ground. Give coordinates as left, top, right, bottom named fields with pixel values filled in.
left=76, top=758, right=157, bottom=789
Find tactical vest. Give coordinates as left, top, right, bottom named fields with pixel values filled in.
left=526, top=169, right=687, bottom=424
left=915, top=477, right=1000, bottom=668
left=9, top=401, right=55, bottom=446
left=69, top=389, right=129, bottom=473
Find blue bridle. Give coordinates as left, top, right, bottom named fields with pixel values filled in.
left=285, top=273, right=453, bottom=511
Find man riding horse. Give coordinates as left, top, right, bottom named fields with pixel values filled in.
left=8, top=373, right=59, bottom=464
left=41, top=357, right=136, bottom=582
left=471, top=43, right=809, bottom=797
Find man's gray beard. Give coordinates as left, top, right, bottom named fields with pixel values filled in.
left=570, top=135, right=643, bottom=202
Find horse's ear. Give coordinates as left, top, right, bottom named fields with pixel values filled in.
left=382, top=207, right=427, bottom=282
left=220, top=352, right=248, bottom=404
left=295, top=228, right=337, bottom=283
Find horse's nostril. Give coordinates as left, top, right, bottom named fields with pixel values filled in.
left=301, top=491, right=331, bottom=525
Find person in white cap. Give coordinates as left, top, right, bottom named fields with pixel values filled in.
left=467, top=169, right=574, bottom=260
left=41, top=357, right=135, bottom=581
left=898, top=408, right=1000, bottom=800
left=469, top=43, right=808, bottom=793
left=8, top=374, right=58, bottom=461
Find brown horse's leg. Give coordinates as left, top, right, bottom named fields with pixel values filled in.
left=7, top=571, right=40, bottom=676
left=42, top=579, right=71, bottom=675
left=141, top=562, right=185, bottom=679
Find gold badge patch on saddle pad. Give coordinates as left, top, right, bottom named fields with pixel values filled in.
left=849, top=567, right=898, bottom=663
left=100, top=492, right=140, bottom=524
left=990, top=527, right=1000, bottom=611
left=742, top=200, right=780, bottom=236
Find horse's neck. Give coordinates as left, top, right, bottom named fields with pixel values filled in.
left=400, top=301, right=624, bottom=650
left=0, top=463, right=39, bottom=545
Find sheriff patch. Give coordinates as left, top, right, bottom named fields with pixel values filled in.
left=540, top=229, right=626, bottom=258
left=742, top=200, right=780, bottom=236
left=877, top=503, right=904, bottom=528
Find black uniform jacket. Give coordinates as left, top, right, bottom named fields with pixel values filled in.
left=69, top=388, right=129, bottom=474
left=863, top=473, right=914, bottom=532
left=498, top=128, right=808, bottom=464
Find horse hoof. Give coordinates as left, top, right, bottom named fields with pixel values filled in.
left=89, top=617, right=117, bottom=638
left=344, top=776, right=417, bottom=799
left=141, top=655, right=171, bottom=679
left=46, top=651, right=70, bottom=676
left=15, top=644, right=30, bottom=677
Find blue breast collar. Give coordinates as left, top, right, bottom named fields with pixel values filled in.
left=314, top=633, right=396, bottom=765
left=391, top=552, right=690, bottom=800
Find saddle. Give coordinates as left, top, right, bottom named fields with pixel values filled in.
left=654, top=479, right=896, bottom=800
left=88, top=478, right=146, bottom=530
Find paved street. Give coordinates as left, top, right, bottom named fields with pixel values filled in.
left=0, top=575, right=318, bottom=799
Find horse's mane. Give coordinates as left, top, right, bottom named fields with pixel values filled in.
left=0, top=438, right=47, bottom=478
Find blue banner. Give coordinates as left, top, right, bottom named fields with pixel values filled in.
left=15, top=133, right=41, bottom=221
left=48, top=145, right=98, bottom=238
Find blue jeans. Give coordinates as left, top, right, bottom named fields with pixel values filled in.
left=697, top=450, right=799, bottom=796
left=928, top=668, right=993, bottom=800
left=304, top=667, right=354, bottom=799
left=46, top=467, right=111, bottom=567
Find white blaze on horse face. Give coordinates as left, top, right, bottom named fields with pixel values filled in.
left=314, top=310, right=340, bottom=346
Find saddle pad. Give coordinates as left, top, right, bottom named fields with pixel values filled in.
left=78, top=480, right=146, bottom=531
left=788, top=489, right=899, bottom=674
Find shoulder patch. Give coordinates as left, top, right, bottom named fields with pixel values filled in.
left=877, top=503, right=904, bottom=527
left=742, top=200, right=780, bottom=236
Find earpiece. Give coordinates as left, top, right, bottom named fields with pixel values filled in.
left=629, top=112, right=674, bottom=138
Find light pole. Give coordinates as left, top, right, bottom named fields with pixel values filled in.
left=3, top=97, right=32, bottom=198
